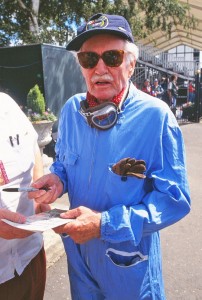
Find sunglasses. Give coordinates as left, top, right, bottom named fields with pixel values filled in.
left=77, top=50, right=125, bottom=69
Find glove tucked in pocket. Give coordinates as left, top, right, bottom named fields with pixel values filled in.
left=112, top=157, right=146, bottom=179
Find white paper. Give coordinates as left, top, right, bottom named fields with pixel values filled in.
left=2, top=208, right=73, bottom=232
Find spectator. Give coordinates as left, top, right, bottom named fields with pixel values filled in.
left=160, top=76, right=170, bottom=104
left=188, top=81, right=195, bottom=103
left=142, top=78, right=151, bottom=95
left=151, top=78, right=164, bottom=99
left=167, top=74, right=179, bottom=108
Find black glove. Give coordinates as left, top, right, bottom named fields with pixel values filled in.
left=112, top=157, right=146, bottom=179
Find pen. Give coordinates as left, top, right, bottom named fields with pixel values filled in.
left=2, top=187, right=50, bottom=192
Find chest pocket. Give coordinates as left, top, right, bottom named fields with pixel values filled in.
left=60, top=148, right=79, bottom=195
left=105, top=165, right=146, bottom=207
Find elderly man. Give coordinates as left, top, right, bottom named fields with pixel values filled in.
left=30, top=13, right=190, bottom=300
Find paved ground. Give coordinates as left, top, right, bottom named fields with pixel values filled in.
left=43, top=195, right=69, bottom=269
left=43, top=122, right=202, bottom=300
left=161, top=122, right=202, bottom=300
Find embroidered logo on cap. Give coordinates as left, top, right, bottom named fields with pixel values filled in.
left=86, top=15, right=109, bottom=31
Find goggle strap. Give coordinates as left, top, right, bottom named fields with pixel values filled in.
left=82, top=100, right=117, bottom=113
left=79, top=100, right=93, bottom=126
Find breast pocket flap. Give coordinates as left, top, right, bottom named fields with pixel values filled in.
left=64, top=152, right=79, bottom=166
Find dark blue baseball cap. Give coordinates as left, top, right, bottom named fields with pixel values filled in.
left=66, top=13, right=134, bottom=51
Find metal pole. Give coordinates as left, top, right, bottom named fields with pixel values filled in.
left=195, top=70, right=200, bottom=122
left=199, top=68, right=202, bottom=121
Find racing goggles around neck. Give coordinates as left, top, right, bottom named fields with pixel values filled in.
left=79, top=101, right=119, bottom=130
left=77, top=50, right=124, bottom=69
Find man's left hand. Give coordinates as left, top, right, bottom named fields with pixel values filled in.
left=54, top=206, right=101, bottom=244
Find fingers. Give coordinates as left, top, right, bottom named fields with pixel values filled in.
left=60, top=206, right=89, bottom=219
left=112, top=157, right=131, bottom=175
left=112, top=157, right=146, bottom=178
left=129, top=164, right=146, bottom=173
left=56, top=207, right=101, bottom=244
left=31, top=174, right=62, bottom=193
left=126, top=159, right=146, bottom=167
left=34, top=203, right=51, bottom=214
left=33, top=187, right=58, bottom=204
left=0, top=209, right=26, bottom=223
left=121, top=162, right=132, bottom=173
left=0, top=209, right=33, bottom=239
left=29, top=174, right=63, bottom=204
left=126, top=158, right=136, bottom=165
left=126, top=172, right=146, bottom=179
left=60, top=209, right=79, bottom=219
left=28, top=174, right=52, bottom=200
left=28, top=189, right=47, bottom=200
left=53, top=224, right=66, bottom=234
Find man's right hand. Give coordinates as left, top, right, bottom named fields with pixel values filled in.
left=0, top=209, right=32, bottom=239
left=29, top=173, right=64, bottom=204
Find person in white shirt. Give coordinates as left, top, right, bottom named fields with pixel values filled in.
left=0, top=92, right=49, bottom=300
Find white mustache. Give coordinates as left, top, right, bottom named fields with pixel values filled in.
left=91, top=74, right=113, bottom=83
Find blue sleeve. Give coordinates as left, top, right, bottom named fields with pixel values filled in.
left=101, top=125, right=191, bottom=246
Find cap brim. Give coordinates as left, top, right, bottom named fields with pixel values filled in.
left=66, top=28, right=134, bottom=51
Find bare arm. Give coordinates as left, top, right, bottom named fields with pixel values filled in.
left=33, top=146, right=51, bottom=213
left=0, top=209, right=32, bottom=239
left=33, top=146, right=43, bottom=181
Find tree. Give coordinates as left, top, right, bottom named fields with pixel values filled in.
left=0, top=0, right=196, bottom=47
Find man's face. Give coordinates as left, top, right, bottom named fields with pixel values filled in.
left=79, top=34, right=136, bottom=102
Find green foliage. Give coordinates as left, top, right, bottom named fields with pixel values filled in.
left=27, top=84, right=45, bottom=115
left=26, top=84, right=57, bottom=123
left=28, top=109, right=57, bottom=122
left=0, top=0, right=197, bottom=46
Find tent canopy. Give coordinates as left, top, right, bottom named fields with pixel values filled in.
left=138, top=0, right=202, bottom=51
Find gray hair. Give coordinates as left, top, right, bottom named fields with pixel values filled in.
left=123, top=41, right=138, bottom=75
left=124, top=40, right=139, bottom=60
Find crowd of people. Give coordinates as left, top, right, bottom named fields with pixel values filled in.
left=135, top=75, right=196, bottom=110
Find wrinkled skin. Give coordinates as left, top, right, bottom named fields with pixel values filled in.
left=29, top=173, right=64, bottom=204
left=0, top=209, right=31, bottom=239
left=54, top=206, right=101, bottom=244
left=30, top=174, right=101, bottom=244
left=0, top=203, right=51, bottom=240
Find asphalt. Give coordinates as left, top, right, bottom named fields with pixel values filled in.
left=43, top=193, right=69, bottom=268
